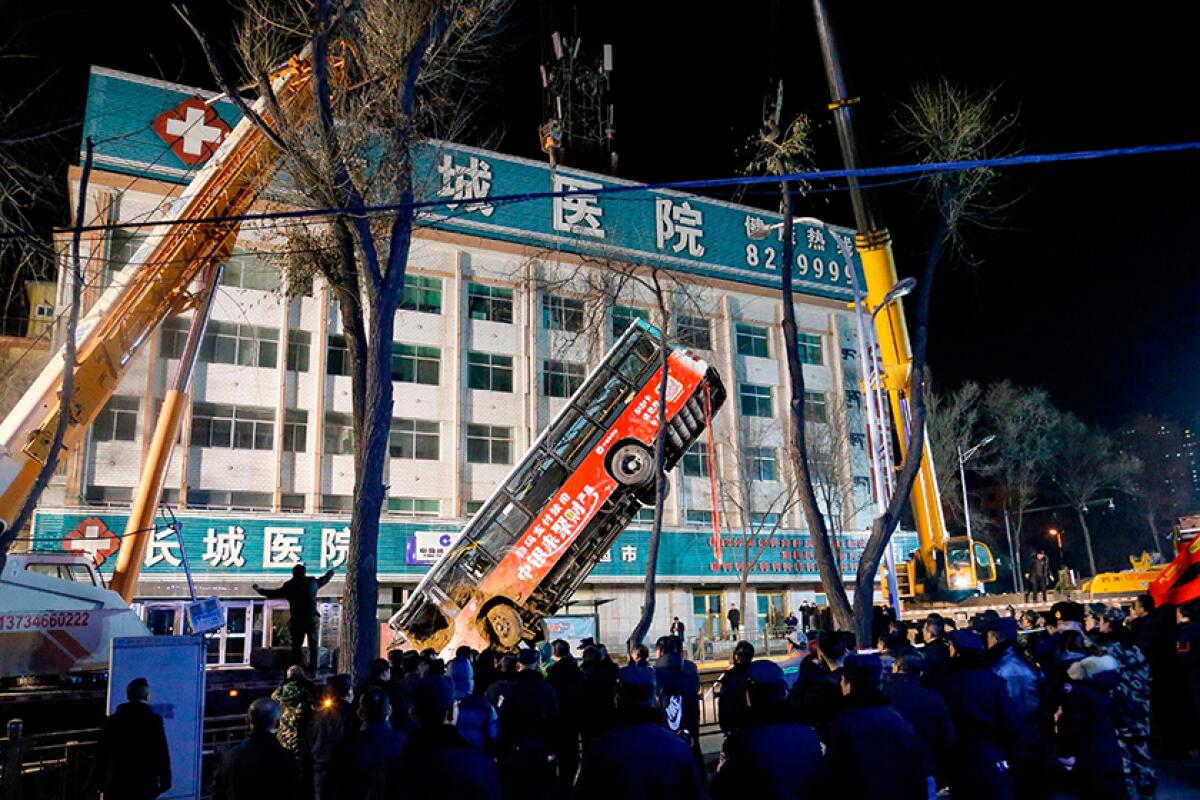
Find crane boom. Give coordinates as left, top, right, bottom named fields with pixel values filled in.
left=0, top=56, right=314, bottom=560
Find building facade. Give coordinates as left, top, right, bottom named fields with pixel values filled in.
left=30, top=68, right=887, bottom=663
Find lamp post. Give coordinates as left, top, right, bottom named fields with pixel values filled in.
left=957, top=434, right=995, bottom=592
left=751, top=216, right=912, bottom=616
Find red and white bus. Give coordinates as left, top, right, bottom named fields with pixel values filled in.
left=390, top=319, right=726, bottom=653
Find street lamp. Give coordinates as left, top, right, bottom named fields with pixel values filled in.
left=751, top=215, right=912, bottom=615
left=957, top=434, right=995, bottom=591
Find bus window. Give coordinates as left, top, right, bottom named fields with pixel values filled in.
left=617, top=336, right=658, bottom=382
left=582, top=372, right=633, bottom=428
left=507, top=453, right=571, bottom=509
left=474, top=501, right=532, bottom=558
left=549, top=414, right=599, bottom=467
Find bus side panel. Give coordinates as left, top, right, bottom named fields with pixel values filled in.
left=478, top=351, right=707, bottom=604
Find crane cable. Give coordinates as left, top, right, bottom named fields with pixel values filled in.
left=702, top=382, right=722, bottom=565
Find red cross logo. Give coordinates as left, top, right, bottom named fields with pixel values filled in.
left=152, top=98, right=230, bottom=167
left=62, top=518, right=120, bottom=566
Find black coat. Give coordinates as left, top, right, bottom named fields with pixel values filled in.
left=653, top=652, right=701, bottom=738
left=785, top=663, right=841, bottom=732
left=95, top=701, right=172, bottom=800
left=213, top=730, right=302, bottom=800
left=1058, top=667, right=1126, bottom=800
left=921, top=639, right=951, bottom=690
left=573, top=707, right=706, bottom=800
left=578, top=659, right=619, bottom=740
left=710, top=704, right=823, bottom=800
left=324, top=721, right=406, bottom=800
left=368, top=725, right=501, bottom=800
left=715, top=663, right=751, bottom=734
left=883, top=673, right=956, bottom=781
left=823, top=689, right=929, bottom=800
left=255, top=571, right=333, bottom=629
left=546, top=656, right=584, bottom=732
left=939, top=661, right=1016, bottom=800
left=310, top=698, right=358, bottom=785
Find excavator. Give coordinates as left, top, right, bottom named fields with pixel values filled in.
left=0, top=53, right=318, bottom=681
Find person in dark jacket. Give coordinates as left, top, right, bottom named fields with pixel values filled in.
left=984, top=617, right=1046, bottom=799
left=448, top=655, right=499, bottom=753
left=95, top=678, right=172, bottom=800
left=578, top=646, right=619, bottom=742
left=546, top=639, right=584, bottom=795
left=940, top=629, right=1016, bottom=800
left=386, top=651, right=419, bottom=733
left=573, top=666, right=706, bottom=800
left=726, top=605, right=741, bottom=640
left=711, top=660, right=824, bottom=800
left=324, top=688, right=406, bottom=800
left=786, top=631, right=844, bottom=732
left=653, top=635, right=701, bottom=744
left=1094, top=608, right=1156, bottom=800
left=883, top=651, right=956, bottom=790
left=368, top=676, right=500, bottom=800
left=714, top=641, right=754, bottom=734
left=495, top=648, right=559, bottom=800
left=1131, top=593, right=1188, bottom=756
left=309, top=674, right=357, bottom=799
left=214, top=698, right=302, bottom=800
left=357, top=658, right=390, bottom=700
left=1026, top=550, right=1051, bottom=602
left=252, top=563, right=335, bottom=676
left=921, top=614, right=952, bottom=690
left=1058, top=653, right=1127, bottom=800
left=484, top=652, right=519, bottom=707
left=824, top=654, right=929, bottom=800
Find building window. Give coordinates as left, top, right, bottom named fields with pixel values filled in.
left=286, top=330, right=310, bottom=373
left=467, top=283, right=513, bottom=323
left=327, top=335, right=352, bottom=377
left=161, top=318, right=189, bottom=358
left=632, top=507, right=656, bottom=524
left=543, top=359, right=584, bottom=398
left=542, top=294, right=584, bottom=332
left=685, top=509, right=714, bottom=526
left=735, top=323, right=770, bottom=358
left=739, top=384, right=773, bottom=418
left=389, top=418, right=439, bottom=460
left=467, top=424, right=512, bottom=465
left=108, top=230, right=145, bottom=287
left=188, top=490, right=273, bottom=510
left=751, top=512, right=781, bottom=528
left=221, top=250, right=281, bottom=293
left=85, top=484, right=133, bottom=504
left=280, top=494, right=306, bottom=512
left=468, top=351, right=513, bottom=392
left=746, top=447, right=778, bottom=481
left=282, top=409, right=307, bottom=453
left=321, top=495, right=354, bottom=512
left=464, top=500, right=485, bottom=516
left=400, top=274, right=442, bottom=314
left=682, top=442, right=711, bottom=478
left=675, top=314, right=711, bottom=350
left=611, top=306, right=649, bottom=340
left=797, top=332, right=824, bottom=366
left=805, top=391, right=828, bottom=423
left=392, top=344, right=441, bottom=385
left=387, top=497, right=440, bottom=516
left=200, top=321, right=279, bottom=369
left=93, top=396, right=138, bottom=442
left=191, top=403, right=275, bottom=450
left=323, top=412, right=355, bottom=455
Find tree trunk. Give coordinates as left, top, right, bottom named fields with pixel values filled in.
left=628, top=275, right=671, bottom=651
left=1077, top=508, right=1098, bottom=578
left=776, top=189, right=854, bottom=632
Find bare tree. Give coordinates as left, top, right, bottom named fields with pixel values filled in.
left=925, top=378, right=981, bottom=528
left=1119, top=414, right=1189, bottom=559
left=1050, top=412, right=1140, bottom=577
left=187, top=0, right=509, bottom=679
left=717, top=422, right=800, bottom=631
left=805, top=391, right=866, bottom=563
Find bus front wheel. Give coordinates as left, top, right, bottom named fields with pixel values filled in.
left=609, top=441, right=654, bottom=487
left=486, top=603, right=523, bottom=648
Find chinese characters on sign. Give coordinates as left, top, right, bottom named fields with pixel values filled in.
left=552, top=174, right=605, bottom=239
left=436, top=153, right=495, bottom=217
left=655, top=198, right=705, bottom=257
left=203, top=526, right=246, bottom=568
left=513, top=484, right=602, bottom=582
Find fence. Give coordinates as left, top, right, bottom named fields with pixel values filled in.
left=0, top=714, right=248, bottom=800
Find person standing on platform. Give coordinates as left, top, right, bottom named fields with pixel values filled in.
left=253, top=564, right=335, bottom=676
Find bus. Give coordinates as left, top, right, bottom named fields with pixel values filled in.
left=389, top=318, right=726, bottom=653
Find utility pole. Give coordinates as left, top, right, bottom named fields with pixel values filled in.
left=810, top=0, right=950, bottom=587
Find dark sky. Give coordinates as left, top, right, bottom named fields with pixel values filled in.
left=7, top=1, right=1199, bottom=428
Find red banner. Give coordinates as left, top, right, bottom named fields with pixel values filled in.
left=1149, top=536, right=1200, bottom=607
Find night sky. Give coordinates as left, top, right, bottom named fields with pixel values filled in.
left=6, top=1, right=1198, bottom=428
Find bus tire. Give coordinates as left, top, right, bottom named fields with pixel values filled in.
left=608, top=441, right=655, bottom=487
left=486, top=603, right=523, bottom=648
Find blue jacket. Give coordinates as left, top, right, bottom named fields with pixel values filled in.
left=368, top=725, right=500, bottom=800
left=986, top=641, right=1044, bottom=759
left=939, top=660, right=1016, bottom=800
left=326, top=721, right=406, bottom=800
left=823, top=689, right=929, bottom=800
left=710, top=704, right=824, bottom=799
left=573, top=706, right=706, bottom=800
left=883, top=673, right=956, bottom=782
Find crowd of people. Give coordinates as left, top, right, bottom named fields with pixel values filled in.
left=95, top=594, right=1200, bottom=800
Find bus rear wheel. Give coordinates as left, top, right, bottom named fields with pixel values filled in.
left=609, top=441, right=654, bottom=487
left=486, top=603, right=523, bottom=648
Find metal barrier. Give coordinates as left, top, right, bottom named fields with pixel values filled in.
left=0, top=715, right=248, bottom=800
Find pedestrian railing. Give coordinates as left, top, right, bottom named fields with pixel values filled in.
left=0, top=715, right=248, bottom=800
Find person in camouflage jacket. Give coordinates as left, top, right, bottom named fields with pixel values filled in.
left=1093, top=607, right=1156, bottom=800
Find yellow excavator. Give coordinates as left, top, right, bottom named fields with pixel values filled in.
left=0, top=53, right=316, bottom=679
